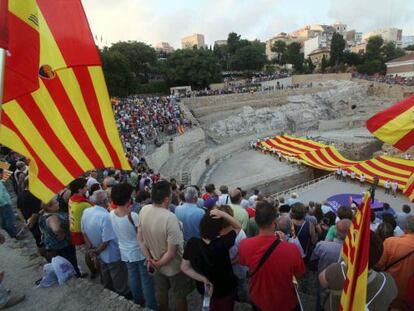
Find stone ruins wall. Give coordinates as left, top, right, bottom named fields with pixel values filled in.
left=362, top=80, right=414, bottom=100
left=292, top=73, right=352, bottom=84
left=146, top=128, right=205, bottom=170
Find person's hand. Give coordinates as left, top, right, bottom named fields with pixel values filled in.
left=148, top=259, right=160, bottom=273
left=210, top=209, right=224, bottom=219
left=275, top=231, right=286, bottom=241
left=203, top=279, right=213, bottom=297
left=0, top=233, right=5, bottom=244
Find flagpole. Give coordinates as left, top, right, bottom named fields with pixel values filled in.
left=0, top=47, right=5, bottom=122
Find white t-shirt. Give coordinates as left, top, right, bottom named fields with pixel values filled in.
left=86, top=177, right=99, bottom=190
left=217, top=194, right=230, bottom=206
left=360, top=175, right=366, bottom=182
left=385, top=181, right=391, bottom=189
left=109, top=211, right=145, bottom=262
left=229, top=230, right=249, bottom=279
left=391, top=182, right=398, bottom=190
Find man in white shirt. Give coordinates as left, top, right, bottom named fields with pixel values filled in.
left=360, top=173, right=366, bottom=185
left=86, top=170, right=99, bottom=191
left=217, top=185, right=230, bottom=206
left=391, top=181, right=399, bottom=197
left=81, top=190, right=128, bottom=296
left=341, top=169, right=347, bottom=182
left=350, top=171, right=356, bottom=181
left=384, top=180, right=391, bottom=195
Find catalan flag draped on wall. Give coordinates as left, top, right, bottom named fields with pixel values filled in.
left=339, top=192, right=371, bottom=311
left=366, top=94, right=414, bottom=152
left=0, top=0, right=130, bottom=202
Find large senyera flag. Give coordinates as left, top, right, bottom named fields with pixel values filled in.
left=339, top=192, right=371, bottom=311
left=366, top=94, right=414, bottom=152
left=1, top=0, right=130, bottom=202
left=0, top=0, right=7, bottom=49
left=404, top=173, right=414, bottom=202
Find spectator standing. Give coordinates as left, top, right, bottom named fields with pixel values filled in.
left=384, top=180, right=391, bottom=195
left=0, top=169, right=19, bottom=239
left=38, top=198, right=85, bottom=277
left=68, top=178, right=92, bottom=245
left=239, top=201, right=305, bottom=311
left=175, top=187, right=205, bottom=243
left=81, top=190, right=129, bottom=297
left=319, top=231, right=397, bottom=311
left=137, top=180, right=193, bottom=311
left=229, top=189, right=249, bottom=232
left=391, top=181, right=399, bottom=197
left=86, top=170, right=99, bottom=191
left=181, top=208, right=241, bottom=310
left=109, top=183, right=157, bottom=309
left=377, top=215, right=414, bottom=310
left=217, top=185, right=230, bottom=206
left=396, top=205, right=411, bottom=230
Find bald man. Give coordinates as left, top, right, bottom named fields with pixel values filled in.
left=229, top=189, right=249, bottom=231
left=311, top=219, right=352, bottom=273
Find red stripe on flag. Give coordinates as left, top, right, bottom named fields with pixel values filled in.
left=394, top=129, right=414, bottom=152
left=73, top=66, right=122, bottom=168
left=273, top=136, right=310, bottom=153
left=314, top=149, right=340, bottom=168
left=42, top=75, right=105, bottom=169
left=0, top=0, right=8, bottom=49
left=363, top=160, right=410, bottom=179
left=2, top=114, right=64, bottom=192
left=324, top=147, right=357, bottom=166
left=3, top=12, right=39, bottom=103
left=37, top=0, right=100, bottom=68
left=265, top=140, right=300, bottom=155
left=17, top=96, right=84, bottom=177
left=375, top=156, right=414, bottom=172
left=280, top=135, right=322, bottom=150
left=366, top=95, right=414, bottom=133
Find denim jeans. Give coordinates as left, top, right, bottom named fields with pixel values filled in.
left=0, top=204, right=18, bottom=238
left=126, top=260, right=158, bottom=310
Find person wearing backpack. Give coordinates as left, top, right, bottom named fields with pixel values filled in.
left=377, top=215, right=414, bottom=310
left=109, top=183, right=157, bottom=310
left=239, top=200, right=305, bottom=311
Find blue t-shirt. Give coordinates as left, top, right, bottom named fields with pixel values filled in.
left=175, top=203, right=205, bottom=242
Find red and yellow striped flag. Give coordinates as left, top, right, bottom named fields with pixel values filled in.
left=0, top=0, right=8, bottom=49
left=340, top=192, right=371, bottom=311
left=404, top=173, right=414, bottom=202
left=366, top=94, right=414, bottom=152
left=1, top=0, right=130, bottom=202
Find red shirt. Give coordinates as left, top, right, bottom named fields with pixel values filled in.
left=239, top=235, right=305, bottom=311
left=246, top=207, right=256, bottom=218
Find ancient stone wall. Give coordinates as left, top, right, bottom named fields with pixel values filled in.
left=146, top=128, right=205, bottom=170
left=361, top=80, right=414, bottom=100
left=292, top=73, right=352, bottom=84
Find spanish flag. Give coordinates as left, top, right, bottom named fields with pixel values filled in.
left=340, top=192, right=371, bottom=311
left=1, top=0, right=130, bottom=202
left=404, top=173, right=414, bottom=202
left=366, top=94, right=414, bottom=152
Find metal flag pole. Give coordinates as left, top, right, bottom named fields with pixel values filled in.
left=0, top=48, right=6, bottom=118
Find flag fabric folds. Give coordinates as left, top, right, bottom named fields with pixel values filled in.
left=1, top=0, right=130, bottom=202
left=339, top=192, right=371, bottom=311
left=404, top=173, right=414, bottom=202
left=366, top=94, right=414, bottom=152
left=257, top=135, right=414, bottom=201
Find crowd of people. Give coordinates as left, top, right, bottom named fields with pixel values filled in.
left=112, top=95, right=192, bottom=156
left=0, top=151, right=413, bottom=311
left=352, top=73, right=414, bottom=86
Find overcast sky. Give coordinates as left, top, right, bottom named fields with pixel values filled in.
left=82, top=0, right=414, bottom=48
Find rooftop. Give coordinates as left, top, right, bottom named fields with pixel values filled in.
left=386, top=53, right=414, bottom=64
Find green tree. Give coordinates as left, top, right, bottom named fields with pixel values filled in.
left=304, top=57, right=315, bottom=73
left=101, top=48, right=137, bottom=96
left=342, top=50, right=362, bottom=66
left=110, top=41, right=157, bottom=83
left=365, top=35, right=384, bottom=60
left=381, top=41, right=405, bottom=62
left=405, top=44, right=414, bottom=51
left=357, top=59, right=385, bottom=75
left=213, top=43, right=230, bottom=70
left=330, top=32, right=346, bottom=71
left=163, top=49, right=222, bottom=89
left=230, top=42, right=267, bottom=71
left=286, top=42, right=304, bottom=72
left=321, top=54, right=329, bottom=73
left=271, top=40, right=287, bottom=65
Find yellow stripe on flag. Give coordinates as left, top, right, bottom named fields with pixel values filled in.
left=88, top=66, right=131, bottom=169
left=372, top=106, right=414, bottom=145
left=8, top=0, right=38, bottom=30
left=57, top=68, right=113, bottom=167
left=32, top=80, right=94, bottom=171
left=3, top=102, right=73, bottom=184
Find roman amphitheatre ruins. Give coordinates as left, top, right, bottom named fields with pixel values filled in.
left=145, top=73, right=414, bottom=205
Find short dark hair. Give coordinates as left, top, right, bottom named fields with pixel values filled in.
left=89, top=183, right=101, bottom=196
left=337, top=206, right=353, bottom=220
left=383, top=203, right=391, bottom=210
left=290, top=202, right=306, bottom=220
left=199, top=213, right=223, bottom=240
left=382, top=213, right=397, bottom=229
left=241, top=190, right=247, bottom=197
left=255, top=201, right=277, bottom=228
left=254, top=189, right=260, bottom=195
left=403, top=205, right=411, bottom=214
left=205, top=184, right=215, bottom=194
left=376, top=222, right=394, bottom=241
left=69, top=178, right=87, bottom=195
left=111, top=183, right=133, bottom=206
left=151, top=180, right=171, bottom=204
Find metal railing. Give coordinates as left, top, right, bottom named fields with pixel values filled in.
left=269, top=173, right=335, bottom=199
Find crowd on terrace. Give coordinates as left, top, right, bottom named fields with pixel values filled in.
left=352, top=72, right=414, bottom=86
left=112, top=95, right=192, bottom=156
left=0, top=150, right=413, bottom=311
